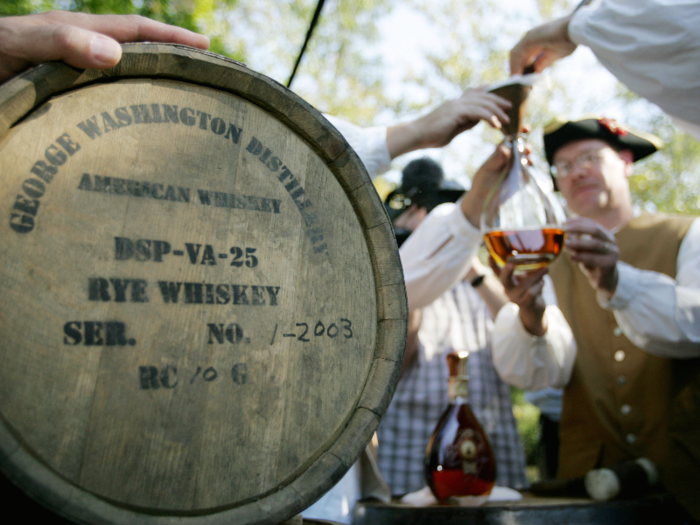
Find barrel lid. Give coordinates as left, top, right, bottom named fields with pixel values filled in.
left=0, top=44, right=406, bottom=525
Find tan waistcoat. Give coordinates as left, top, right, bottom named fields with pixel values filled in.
left=549, top=213, right=700, bottom=520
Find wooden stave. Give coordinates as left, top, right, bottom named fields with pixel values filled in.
left=0, top=43, right=407, bottom=525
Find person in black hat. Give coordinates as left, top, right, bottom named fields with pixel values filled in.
left=377, top=158, right=528, bottom=496
left=487, top=116, right=700, bottom=521
left=384, top=157, right=464, bottom=248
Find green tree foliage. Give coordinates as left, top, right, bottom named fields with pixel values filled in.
left=7, top=0, right=394, bottom=124
left=510, top=387, right=541, bottom=467
left=220, top=0, right=395, bottom=125
left=5, top=0, right=698, bottom=214
left=1, top=0, right=55, bottom=16
left=616, top=86, right=700, bottom=215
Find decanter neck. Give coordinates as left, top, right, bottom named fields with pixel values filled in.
left=448, top=377, right=469, bottom=403
left=446, top=351, right=470, bottom=402
left=503, top=133, right=528, bottom=147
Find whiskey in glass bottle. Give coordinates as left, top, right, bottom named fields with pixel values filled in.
left=484, top=226, right=565, bottom=271
left=424, top=351, right=496, bottom=502
left=481, top=80, right=566, bottom=270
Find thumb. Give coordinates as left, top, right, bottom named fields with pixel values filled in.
left=484, top=143, right=512, bottom=172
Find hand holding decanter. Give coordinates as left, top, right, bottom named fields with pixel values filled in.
left=481, top=79, right=566, bottom=271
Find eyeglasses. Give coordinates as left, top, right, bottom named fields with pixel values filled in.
left=551, top=150, right=607, bottom=178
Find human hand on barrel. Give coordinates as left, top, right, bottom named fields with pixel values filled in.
left=386, top=89, right=512, bottom=158
left=0, top=10, right=210, bottom=84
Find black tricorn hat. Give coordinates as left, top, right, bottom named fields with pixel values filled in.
left=384, top=158, right=465, bottom=247
left=543, top=116, right=663, bottom=166
left=384, top=179, right=464, bottom=222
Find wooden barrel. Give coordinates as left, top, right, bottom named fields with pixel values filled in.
left=0, top=43, right=406, bottom=525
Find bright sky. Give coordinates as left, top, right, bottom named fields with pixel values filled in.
left=369, top=1, right=653, bottom=189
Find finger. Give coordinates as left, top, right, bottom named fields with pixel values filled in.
left=532, top=51, right=556, bottom=73
left=462, top=106, right=508, bottom=130
left=565, top=217, right=615, bottom=242
left=524, top=278, right=546, bottom=304
left=490, top=142, right=512, bottom=166
left=475, top=92, right=513, bottom=109
left=566, top=236, right=617, bottom=255
left=509, top=40, right=539, bottom=76
left=488, top=256, right=502, bottom=277
left=39, top=11, right=210, bottom=50
left=515, top=267, right=548, bottom=291
left=455, top=99, right=511, bottom=128
left=568, top=251, right=617, bottom=267
left=6, top=23, right=123, bottom=70
left=498, top=261, right=516, bottom=288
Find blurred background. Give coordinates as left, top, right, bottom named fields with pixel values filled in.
left=6, top=0, right=697, bottom=480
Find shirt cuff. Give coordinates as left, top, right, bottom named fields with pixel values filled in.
left=365, top=126, right=391, bottom=175
left=447, top=197, right=484, bottom=246
left=567, top=0, right=599, bottom=47
left=495, top=302, right=548, bottom=343
left=598, top=261, right=639, bottom=310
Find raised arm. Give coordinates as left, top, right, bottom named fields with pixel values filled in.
left=386, top=89, right=511, bottom=159
left=509, top=14, right=577, bottom=76
left=489, top=262, right=576, bottom=391
left=510, top=0, right=700, bottom=137
left=401, top=144, right=513, bottom=310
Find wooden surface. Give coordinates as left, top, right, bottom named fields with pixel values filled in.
left=0, top=44, right=406, bottom=525
left=353, top=494, right=686, bottom=525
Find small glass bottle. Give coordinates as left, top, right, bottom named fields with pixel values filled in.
left=481, top=80, right=566, bottom=271
left=424, top=351, right=496, bottom=502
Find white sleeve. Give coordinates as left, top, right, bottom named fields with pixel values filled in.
left=322, top=114, right=391, bottom=179
left=597, top=217, right=700, bottom=358
left=491, top=277, right=577, bottom=391
left=399, top=201, right=483, bottom=311
left=568, top=0, right=700, bottom=135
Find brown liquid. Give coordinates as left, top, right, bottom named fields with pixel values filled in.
left=484, top=227, right=565, bottom=270
left=425, top=403, right=496, bottom=501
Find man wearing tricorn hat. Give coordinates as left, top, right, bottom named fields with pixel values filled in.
left=489, top=116, right=700, bottom=520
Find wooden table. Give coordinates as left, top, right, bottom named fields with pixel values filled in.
left=353, top=493, right=684, bottom=525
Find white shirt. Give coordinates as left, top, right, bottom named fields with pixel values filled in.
left=569, top=0, right=700, bottom=140
left=400, top=202, right=484, bottom=311
left=323, top=114, right=391, bottom=179
left=400, top=202, right=576, bottom=389
left=399, top=201, right=700, bottom=389
left=492, top=216, right=700, bottom=391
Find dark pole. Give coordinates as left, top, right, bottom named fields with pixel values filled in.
left=286, top=0, right=327, bottom=88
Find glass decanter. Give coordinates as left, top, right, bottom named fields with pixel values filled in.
left=424, top=351, right=496, bottom=502
left=481, top=80, right=565, bottom=271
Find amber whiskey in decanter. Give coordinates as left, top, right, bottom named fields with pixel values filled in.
left=484, top=226, right=565, bottom=270
left=481, top=79, right=566, bottom=270
left=424, top=352, right=496, bottom=501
